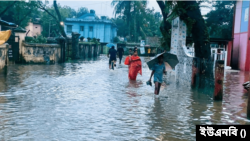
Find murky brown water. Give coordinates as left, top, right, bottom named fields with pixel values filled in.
left=0, top=55, right=249, bottom=141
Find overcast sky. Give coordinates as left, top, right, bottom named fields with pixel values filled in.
left=47, top=0, right=211, bottom=18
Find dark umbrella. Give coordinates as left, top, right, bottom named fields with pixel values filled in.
left=0, top=20, right=18, bottom=28
left=147, top=52, right=179, bottom=70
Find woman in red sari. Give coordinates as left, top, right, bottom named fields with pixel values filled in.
left=124, top=48, right=142, bottom=80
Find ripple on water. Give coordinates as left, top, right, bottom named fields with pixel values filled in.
left=0, top=56, right=249, bottom=140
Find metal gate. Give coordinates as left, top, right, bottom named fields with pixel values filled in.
left=6, top=35, right=20, bottom=63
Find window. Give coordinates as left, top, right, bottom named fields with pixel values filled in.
left=80, top=26, right=84, bottom=31
left=89, top=26, right=93, bottom=32
left=67, top=25, right=72, bottom=33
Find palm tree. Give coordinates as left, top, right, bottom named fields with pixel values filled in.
left=112, top=0, right=147, bottom=42
left=111, top=0, right=132, bottom=40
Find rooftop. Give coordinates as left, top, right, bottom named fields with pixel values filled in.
left=64, top=9, right=116, bottom=27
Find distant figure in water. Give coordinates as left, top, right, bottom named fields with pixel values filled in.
left=148, top=55, right=166, bottom=95
left=124, top=47, right=142, bottom=80
left=107, top=46, right=117, bottom=69
left=117, top=46, right=124, bottom=64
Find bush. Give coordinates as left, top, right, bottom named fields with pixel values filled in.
left=80, top=36, right=84, bottom=41
left=26, top=35, right=47, bottom=43
left=25, top=36, right=34, bottom=42
left=90, top=38, right=99, bottom=44
left=113, top=37, right=120, bottom=43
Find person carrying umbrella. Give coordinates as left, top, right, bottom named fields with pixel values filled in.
left=124, top=47, right=142, bottom=80
left=148, top=55, right=166, bottom=95
left=146, top=52, right=179, bottom=95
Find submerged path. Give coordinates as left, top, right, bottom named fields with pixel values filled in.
left=0, top=55, right=249, bottom=141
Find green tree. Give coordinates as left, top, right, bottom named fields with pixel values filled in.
left=112, top=0, right=161, bottom=42
left=36, top=0, right=68, bottom=38
left=205, top=1, right=235, bottom=38
left=112, top=7, right=162, bottom=42
left=40, top=4, right=78, bottom=37
left=0, top=1, right=39, bottom=29
left=157, top=0, right=211, bottom=59
left=76, top=7, right=89, bottom=18
left=112, top=1, right=147, bottom=41
left=0, top=1, right=17, bottom=17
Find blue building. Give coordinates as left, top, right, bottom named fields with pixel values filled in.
left=64, top=10, right=117, bottom=43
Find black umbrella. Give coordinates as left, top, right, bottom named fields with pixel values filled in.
left=0, top=20, right=18, bottom=28
left=147, top=52, right=179, bottom=70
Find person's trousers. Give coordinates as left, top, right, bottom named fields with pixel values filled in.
left=119, top=55, right=122, bottom=64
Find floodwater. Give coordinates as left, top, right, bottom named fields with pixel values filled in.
left=0, top=55, right=249, bottom=141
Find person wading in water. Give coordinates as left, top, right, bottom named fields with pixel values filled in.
left=107, top=46, right=117, bottom=69
left=117, top=46, right=124, bottom=64
left=124, top=47, right=142, bottom=80
left=148, top=55, right=166, bottom=95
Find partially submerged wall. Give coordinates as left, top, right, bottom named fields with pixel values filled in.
left=0, top=44, right=8, bottom=69
left=78, top=42, right=101, bottom=59
left=165, top=17, right=215, bottom=90
left=175, top=41, right=193, bottom=87
left=21, top=43, right=61, bottom=64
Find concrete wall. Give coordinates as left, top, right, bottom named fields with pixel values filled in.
left=78, top=43, right=100, bottom=58
left=21, top=43, right=61, bottom=64
left=166, top=17, right=215, bottom=89
left=174, top=41, right=193, bottom=87
left=0, top=44, right=8, bottom=69
left=232, top=1, right=250, bottom=71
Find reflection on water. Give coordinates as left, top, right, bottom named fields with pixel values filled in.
left=0, top=55, right=249, bottom=141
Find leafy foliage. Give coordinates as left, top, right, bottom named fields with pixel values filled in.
left=113, top=36, right=120, bottom=43
left=112, top=0, right=162, bottom=42
left=25, top=35, right=47, bottom=43
left=205, top=1, right=235, bottom=38
left=0, top=1, right=39, bottom=30
left=38, top=3, right=89, bottom=37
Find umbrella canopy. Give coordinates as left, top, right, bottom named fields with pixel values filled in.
left=0, top=20, right=18, bottom=28
left=147, top=52, right=179, bottom=71
left=106, top=43, right=115, bottom=48
left=0, top=30, right=11, bottom=45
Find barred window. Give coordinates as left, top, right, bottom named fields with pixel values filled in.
left=67, top=25, right=72, bottom=33
left=89, top=26, right=93, bottom=32
left=80, top=26, right=84, bottom=31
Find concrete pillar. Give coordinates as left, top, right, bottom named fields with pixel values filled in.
left=88, top=46, right=91, bottom=58
left=14, top=27, right=26, bottom=62
left=56, top=37, right=66, bottom=63
left=71, top=32, right=80, bottom=59
left=214, top=60, right=224, bottom=101
left=0, top=44, right=8, bottom=69
left=93, top=45, right=97, bottom=57
left=85, top=46, right=88, bottom=58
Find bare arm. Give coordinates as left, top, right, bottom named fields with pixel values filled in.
left=149, top=71, right=155, bottom=81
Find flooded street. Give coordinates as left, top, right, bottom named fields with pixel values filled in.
left=0, top=55, right=249, bottom=141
